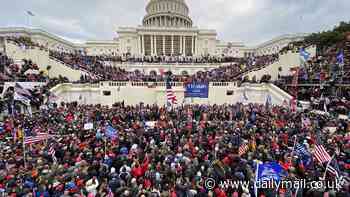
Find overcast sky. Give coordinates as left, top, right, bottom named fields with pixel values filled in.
left=0, top=0, right=349, bottom=46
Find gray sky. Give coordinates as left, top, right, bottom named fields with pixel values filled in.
left=0, top=0, right=349, bottom=46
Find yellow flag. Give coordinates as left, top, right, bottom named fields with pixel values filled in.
left=17, top=128, right=23, bottom=139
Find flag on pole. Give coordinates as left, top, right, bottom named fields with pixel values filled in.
left=14, top=83, right=32, bottom=102
left=24, top=133, right=53, bottom=144
left=326, top=159, right=340, bottom=178
left=238, top=143, right=249, bottom=156
left=105, top=125, right=118, bottom=139
left=313, top=134, right=332, bottom=164
left=27, top=11, right=35, bottom=16
left=337, top=51, right=344, bottom=65
left=294, top=143, right=313, bottom=168
left=299, top=48, right=310, bottom=65
left=166, top=78, right=177, bottom=106
left=48, top=145, right=57, bottom=163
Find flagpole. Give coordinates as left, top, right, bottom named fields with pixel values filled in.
left=291, top=135, right=297, bottom=157
left=23, top=132, right=27, bottom=169
left=254, top=161, right=259, bottom=197
left=323, top=155, right=335, bottom=180
left=104, top=136, right=107, bottom=156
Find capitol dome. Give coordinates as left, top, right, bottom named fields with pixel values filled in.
left=143, top=0, right=193, bottom=28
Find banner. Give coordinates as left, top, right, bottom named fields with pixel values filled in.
left=185, top=82, right=209, bottom=98
left=84, top=123, right=94, bottom=130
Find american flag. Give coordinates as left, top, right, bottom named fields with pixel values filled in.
left=14, top=83, right=32, bottom=102
left=24, top=133, right=52, bottom=144
left=313, top=134, right=332, bottom=164
left=238, top=144, right=249, bottom=156
left=166, top=78, right=177, bottom=105
left=326, top=159, right=340, bottom=178
left=48, top=145, right=57, bottom=163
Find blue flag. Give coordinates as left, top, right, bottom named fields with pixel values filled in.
left=299, top=48, right=310, bottom=66
left=256, top=162, right=285, bottom=182
left=295, top=143, right=313, bottom=167
left=106, top=125, right=118, bottom=139
left=337, top=51, right=344, bottom=65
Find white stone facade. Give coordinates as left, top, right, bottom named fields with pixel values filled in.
left=0, top=0, right=308, bottom=58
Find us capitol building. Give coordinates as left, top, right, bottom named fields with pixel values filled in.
left=0, top=0, right=306, bottom=58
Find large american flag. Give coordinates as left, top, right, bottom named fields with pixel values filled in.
left=313, top=134, right=332, bottom=164
left=24, top=133, right=53, bottom=144
left=166, top=78, right=177, bottom=105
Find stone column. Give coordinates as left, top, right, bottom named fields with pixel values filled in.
left=142, top=35, right=145, bottom=55
left=191, top=36, right=194, bottom=55
left=138, top=35, right=142, bottom=55
left=171, top=35, right=174, bottom=55
left=150, top=35, right=154, bottom=55
left=162, top=35, right=165, bottom=55
left=194, top=36, right=197, bottom=55
left=180, top=36, right=182, bottom=55
left=154, top=35, right=157, bottom=55
left=183, top=36, right=186, bottom=56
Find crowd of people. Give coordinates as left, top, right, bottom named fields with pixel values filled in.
left=0, top=53, right=48, bottom=82
left=0, top=36, right=282, bottom=83
left=273, top=33, right=350, bottom=107
left=0, top=102, right=349, bottom=196
left=50, top=50, right=279, bottom=83
left=6, top=37, right=47, bottom=51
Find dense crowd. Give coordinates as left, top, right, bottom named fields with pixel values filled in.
left=0, top=53, right=48, bottom=82
left=1, top=36, right=281, bottom=83
left=274, top=33, right=350, bottom=105
left=6, top=37, right=47, bottom=50
left=0, top=102, right=349, bottom=196
left=50, top=50, right=279, bottom=83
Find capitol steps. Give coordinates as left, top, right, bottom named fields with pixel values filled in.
left=4, top=41, right=87, bottom=81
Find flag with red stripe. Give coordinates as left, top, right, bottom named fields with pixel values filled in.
left=313, top=134, right=332, bottom=164
left=166, top=78, right=177, bottom=105
left=239, top=143, right=249, bottom=156
left=24, top=133, right=53, bottom=144
left=314, top=144, right=331, bottom=163
left=48, top=144, right=57, bottom=163
left=326, top=158, right=340, bottom=178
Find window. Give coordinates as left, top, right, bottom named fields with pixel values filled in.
left=226, top=90, right=234, bottom=96
left=103, top=91, right=111, bottom=96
